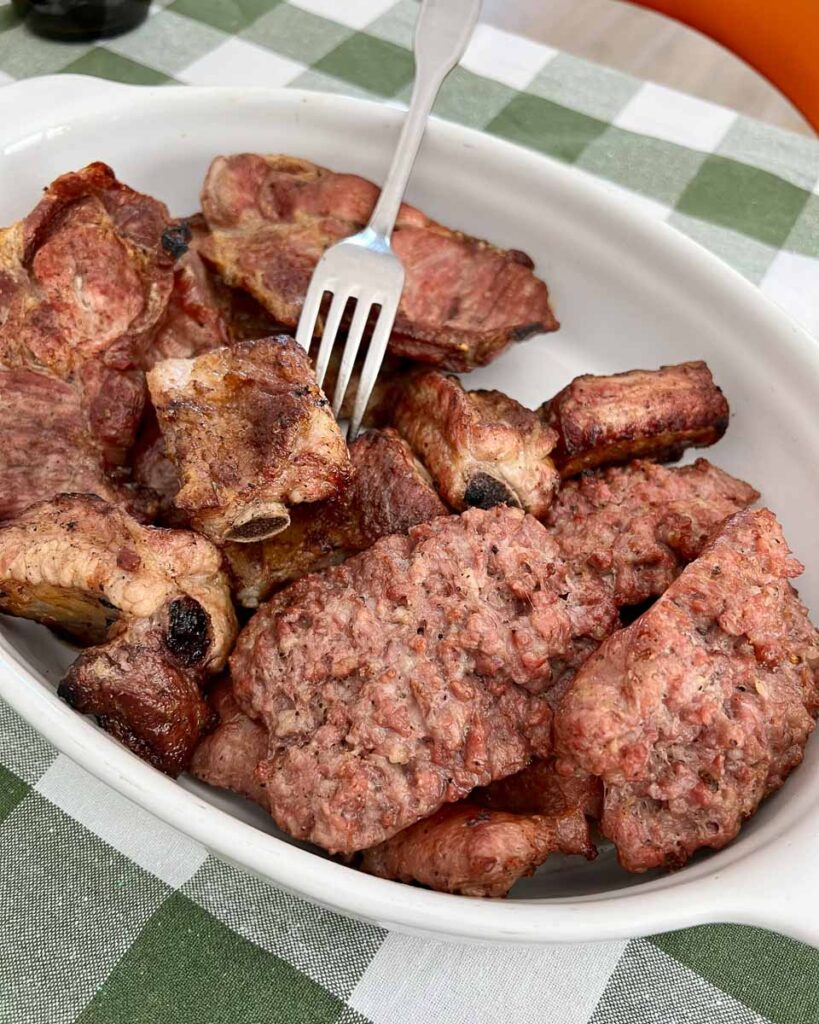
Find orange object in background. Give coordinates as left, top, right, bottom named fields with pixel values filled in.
left=627, top=0, right=819, bottom=131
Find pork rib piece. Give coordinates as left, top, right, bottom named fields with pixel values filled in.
left=0, top=493, right=235, bottom=653
left=388, top=370, right=560, bottom=515
left=199, top=154, right=558, bottom=371
left=61, top=604, right=218, bottom=776
left=545, top=459, right=759, bottom=610
left=556, top=508, right=819, bottom=872
left=230, top=506, right=617, bottom=854
left=359, top=801, right=595, bottom=898
left=147, top=335, right=351, bottom=543
left=0, top=494, right=237, bottom=774
left=541, top=361, right=729, bottom=478
left=0, top=367, right=154, bottom=522
left=224, top=427, right=447, bottom=606
left=0, top=162, right=178, bottom=463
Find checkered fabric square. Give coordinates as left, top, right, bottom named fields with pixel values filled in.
left=1, top=1, right=819, bottom=1021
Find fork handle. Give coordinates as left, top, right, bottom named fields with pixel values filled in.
left=367, top=0, right=482, bottom=241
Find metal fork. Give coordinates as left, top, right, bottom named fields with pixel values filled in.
left=295, top=0, right=482, bottom=439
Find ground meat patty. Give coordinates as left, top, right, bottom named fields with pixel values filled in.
left=556, top=508, right=819, bottom=872
left=230, top=506, right=617, bottom=854
left=359, top=801, right=595, bottom=898
left=545, top=459, right=759, bottom=609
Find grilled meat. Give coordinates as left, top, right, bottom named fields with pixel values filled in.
left=545, top=459, right=759, bottom=610
left=230, top=506, right=616, bottom=854
left=144, top=214, right=231, bottom=366
left=0, top=367, right=154, bottom=522
left=472, top=757, right=603, bottom=819
left=60, top=605, right=217, bottom=776
left=190, top=679, right=269, bottom=806
left=224, top=427, right=447, bottom=606
left=147, top=335, right=351, bottom=544
left=542, top=362, right=729, bottom=477
left=320, top=349, right=409, bottom=426
left=199, top=154, right=558, bottom=371
left=129, top=405, right=184, bottom=526
left=0, top=493, right=235, bottom=655
left=0, top=494, right=236, bottom=773
left=0, top=162, right=176, bottom=464
left=388, top=370, right=559, bottom=515
left=193, top=684, right=597, bottom=897
left=556, top=509, right=819, bottom=872
left=360, top=800, right=595, bottom=898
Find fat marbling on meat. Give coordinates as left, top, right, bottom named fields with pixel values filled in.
left=541, top=362, right=729, bottom=477
left=230, top=506, right=617, bottom=854
left=0, top=162, right=178, bottom=464
left=199, top=154, right=558, bottom=372
left=147, top=335, right=351, bottom=544
left=556, top=508, right=819, bottom=871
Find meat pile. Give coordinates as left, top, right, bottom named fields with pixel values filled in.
left=1, top=156, right=816, bottom=902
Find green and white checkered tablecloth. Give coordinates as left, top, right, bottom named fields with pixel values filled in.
left=1, top=2, right=819, bottom=1022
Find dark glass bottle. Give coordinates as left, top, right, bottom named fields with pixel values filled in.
left=11, top=0, right=150, bottom=41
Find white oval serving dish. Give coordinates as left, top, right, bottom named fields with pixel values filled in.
left=0, top=75, right=818, bottom=947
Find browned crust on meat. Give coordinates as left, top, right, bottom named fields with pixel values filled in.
left=146, top=335, right=351, bottom=543
left=0, top=493, right=238, bottom=776
left=555, top=508, right=819, bottom=872
left=0, top=493, right=236, bottom=661
left=60, top=604, right=216, bottom=776
left=223, top=427, right=447, bottom=606
left=320, top=350, right=410, bottom=427
left=388, top=370, right=559, bottom=516
left=0, top=162, right=176, bottom=463
left=541, top=362, right=730, bottom=477
left=359, top=801, right=595, bottom=898
left=230, top=506, right=617, bottom=854
left=199, top=154, right=558, bottom=372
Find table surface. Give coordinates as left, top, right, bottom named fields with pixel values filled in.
left=1, top=2, right=818, bottom=1023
